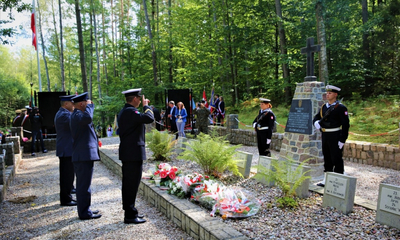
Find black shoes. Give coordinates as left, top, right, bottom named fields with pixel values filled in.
left=71, top=188, right=77, bottom=194
left=124, top=217, right=146, bottom=224
left=31, top=153, right=35, bottom=156
left=80, top=214, right=102, bottom=220
left=316, top=183, right=325, bottom=187
left=137, top=214, right=144, bottom=218
left=43, top=149, right=48, bottom=153
left=61, top=200, right=77, bottom=206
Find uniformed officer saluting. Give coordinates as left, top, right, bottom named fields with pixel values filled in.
left=253, top=98, right=275, bottom=157
left=313, top=85, right=350, bottom=187
left=70, top=92, right=101, bottom=220
left=54, top=95, right=76, bottom=207
left=118, top=88, right=154, bottom=224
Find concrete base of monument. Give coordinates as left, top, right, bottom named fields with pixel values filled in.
left=99, top=147, right=248, bottom=240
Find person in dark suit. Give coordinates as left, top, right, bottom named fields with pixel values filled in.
left=253, top=98, right=275, bottom=157
left=118, top=88, right=154, bottom=224
left=150, top=105, right=162, bottom=131
left=217, top=96, right=225, bottom=126
left=167, top=101, right=178, bottom=135
left=29, top=107, right=47, bottom=156
left=54, top=95, right=76, bottom=207
left=70, top=92, right=101, bottom=220
left=313, top=85, right=350, bottom=187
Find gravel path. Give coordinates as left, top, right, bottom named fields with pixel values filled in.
left=2, top=136, right=400, bottom=239
left=0, top=150, right=193, bottom=240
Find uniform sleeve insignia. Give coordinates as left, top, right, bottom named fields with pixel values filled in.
left=345, top=111, right=348, bottom=115
left=271, top=116, right=274, bottom=119
left=135, top=111, right=140, bottom=114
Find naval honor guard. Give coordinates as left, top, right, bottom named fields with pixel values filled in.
left=253, top=98, right=275, bottom=157
left=313, top=85, right=350, bottom=187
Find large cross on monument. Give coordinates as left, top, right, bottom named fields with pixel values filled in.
left=301, top=37, right=321, bottom=82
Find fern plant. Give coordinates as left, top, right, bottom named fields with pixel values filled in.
left=256, top=157, right=311, bottom=208
left=179, top=132, right=242, bottom=178
left=146, top=129, right=176, bottom=161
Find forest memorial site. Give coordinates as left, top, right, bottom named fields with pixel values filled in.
left=1, top=0, right=400, bottom=239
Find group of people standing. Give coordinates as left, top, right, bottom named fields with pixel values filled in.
left=54, top=89, right=154, bottom=224
left=13, top=106, right=48, bottom=156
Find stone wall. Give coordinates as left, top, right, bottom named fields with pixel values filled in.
left=343, top=140, right=400, bottom=170
left=22, top=138, right=57, bottom=153
left=5, top=136, right=20, bottom=154
left=0, top=151, right=5, bottom=185
left=0, top=143, right=14, bottom=166
left=208, top=125, right=283, bottom=151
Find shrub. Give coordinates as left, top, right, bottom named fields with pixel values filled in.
left=179, top=132, right=242, bottom=178
left=256, top=157, right=311, bottom=208
left=146, top=129, right=176, bottom=161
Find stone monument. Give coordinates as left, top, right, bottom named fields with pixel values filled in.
left=279, top=37, right=325, bottom=178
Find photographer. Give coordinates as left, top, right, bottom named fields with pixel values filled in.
left=30, top=107, right=47, bottom=156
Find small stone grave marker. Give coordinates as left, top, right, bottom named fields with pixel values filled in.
left=322, top=172, right=357, bottom=214
left=175, top=137, right=187, bottom=154
left=286, top=162, right=311, bottom=199
left=233, top=151, right=253, bottom=178
left=256, top=156, right=275, bottom=187
left=376, top=183, right=400, bottom=229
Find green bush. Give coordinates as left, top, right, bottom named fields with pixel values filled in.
left=256, top=157, right=311, bottom=208
left=146, top=129, right=176, bottom=161
left=179, top=132, right=242, bottom=178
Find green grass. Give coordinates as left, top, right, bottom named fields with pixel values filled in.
left=229, top=96, right=400, bottom=146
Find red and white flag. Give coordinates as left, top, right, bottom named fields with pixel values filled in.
left=31, top=1, right=37, bottom=50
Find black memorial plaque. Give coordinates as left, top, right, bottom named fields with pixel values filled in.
left=285, top=99, right=313, bottom=134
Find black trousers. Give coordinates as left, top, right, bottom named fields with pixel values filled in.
left=321, top=131, right=344, bottom=174
left=170, top=119, right=178, bottom=133
left=122, top=160, right=143, bottom=218
left=73, top=161, right=95, bottom=219
left=59, top=157, right=75, bottom=204
left=256, top=129, right=271, bottom=156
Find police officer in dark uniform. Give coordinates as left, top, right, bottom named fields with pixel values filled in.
left=253, top=98, right=275, bottom=157
left=313, top=85, right=350, bottom=187
left=70, top=92, right=101, bottom=220
left=55, top=95, right=76, bottom=206
left=118, top=88, right=154, bottom=224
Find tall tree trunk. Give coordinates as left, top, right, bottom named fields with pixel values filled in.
left=362, top=0, right=372, bottom=96
left=89, top=12, right=94, bottom=99
left=143, top=0, right=159, bottom=88
left=316, top=0, right=328, bottom=84
left=37, top=0, right=51, bottom=92
left=92, top=0, right=101, bottom=101
left=111, top=0, right=116, bottom=77
left=168, top=0, right=173, bottom=83
left=75, top=0, right=88, bottom=92
left=120, top=0, right=124, bottom=81
left=275, top=0, right=290, bottom=103
left=102, top=0, right=108, bottom=95
left=58, top=0, right=65, bottom=90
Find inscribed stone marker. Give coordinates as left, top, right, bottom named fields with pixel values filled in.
left=376, top=183, right=400, bottom=229
left=233, top=151, right=252, bottom=178
left=256, top=156, right=275, bottom=187
left=322, top=172, right=357, bottom=214
left=287, top=163, right=311, bottom=199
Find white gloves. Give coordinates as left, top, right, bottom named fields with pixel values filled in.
left=314, top=120, right=321, bottom=130
left=267, top=139, right=271, bottom=144
left=338, top=141, right=344, bottom=149
left=253, top=123, right=256, bottom=128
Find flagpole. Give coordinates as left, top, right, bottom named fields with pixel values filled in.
left=33, top=0, right=42, bottom=92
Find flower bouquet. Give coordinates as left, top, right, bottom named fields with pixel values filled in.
left=168, top=172, right=210, bottom=198
left=152, top=163, right=180, bottom=187
left=210, top=187, right=261, bottom=219
left=191, top=179, right=225, bottom=210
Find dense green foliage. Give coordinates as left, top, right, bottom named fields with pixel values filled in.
left=179, top=132, right=241, bottom=177
left=2, top=0, right=400, bottom=136
left=146, top=129, right=176, bottom=161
